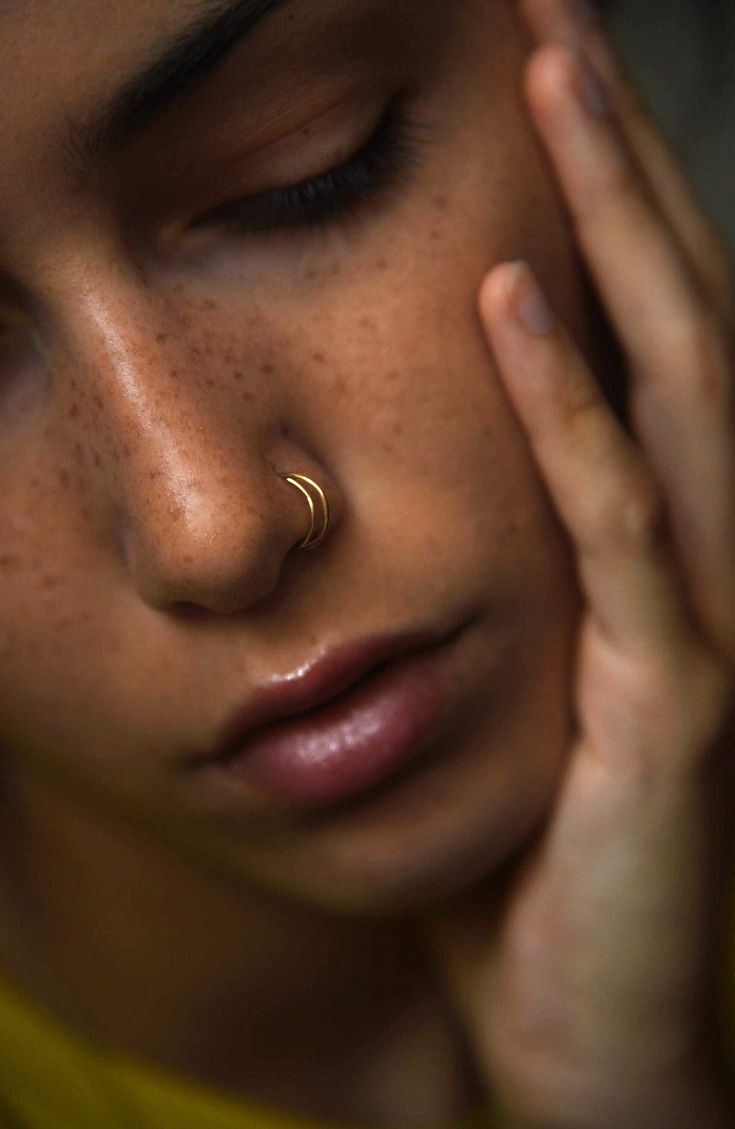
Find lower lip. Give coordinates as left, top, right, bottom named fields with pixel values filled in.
left=219, top=639, right=458, bottom=807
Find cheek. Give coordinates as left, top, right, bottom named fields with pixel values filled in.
left=0, top=441, right=125, bottom=755
left=0, top=465, right=79, bottom=657
left=258, top=145, right=584, bottom=545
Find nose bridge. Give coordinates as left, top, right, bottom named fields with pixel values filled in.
left=64, top=280, right=252, bottom=498
left=58, top=276, right=302, bottom=614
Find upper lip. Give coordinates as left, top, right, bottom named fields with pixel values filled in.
left=207, top=628, right=454, bottom=765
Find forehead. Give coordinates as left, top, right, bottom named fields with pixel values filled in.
left=0, top=0, right=408, bottom=157
left=0, top=2, right=199, bottom=169
left=0, top=0, right=324, bottom=216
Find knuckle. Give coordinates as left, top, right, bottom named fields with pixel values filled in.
left=659, top=307, right=734, bottom=413
left=580, top=472, right=666, bottom=555
left=611, top=475, right=667, bottom=548
left=573, top=146, right=644, bottom=231
left=623, top=646, right=732, bottom=760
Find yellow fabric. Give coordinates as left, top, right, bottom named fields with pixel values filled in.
left=0, top=923, right=733, bottom=1129
left=0, top=974, right=498, bottom=1129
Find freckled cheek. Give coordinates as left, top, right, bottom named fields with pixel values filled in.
left=282, top=163, right=581, bottom=488
left=0, top=460, right=108, bottom=669
left=283, top=261, right=509, bottom=482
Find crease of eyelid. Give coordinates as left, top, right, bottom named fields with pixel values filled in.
left=193, top=92, right=433, bottom=235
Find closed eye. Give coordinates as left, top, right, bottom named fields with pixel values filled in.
left=195, top=92, right=429, bottom=235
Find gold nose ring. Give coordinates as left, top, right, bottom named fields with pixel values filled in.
left=280, top=473, right=331, bottom=550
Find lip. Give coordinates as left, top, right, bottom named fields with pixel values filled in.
left=201, top=624, right=469, bottom=807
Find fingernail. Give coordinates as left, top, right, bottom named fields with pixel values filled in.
left=574, top=47, right=610, bottom=115
left=512, top=263, right=556, bottom=336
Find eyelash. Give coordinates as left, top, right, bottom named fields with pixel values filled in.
left=197, top=94, right=428, bottom=235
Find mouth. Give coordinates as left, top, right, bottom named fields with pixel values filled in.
left=195, top=622, right=472, bottom=808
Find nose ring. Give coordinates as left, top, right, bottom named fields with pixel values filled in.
left=280, top=473, right=331, bottom=550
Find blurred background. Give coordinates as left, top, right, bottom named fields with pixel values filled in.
left=606, top=0, right=735, bottom=248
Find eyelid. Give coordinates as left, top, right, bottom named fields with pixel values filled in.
left=195, top=91, right=429, bottom=234
left=188, top=91, right=388, bottom=212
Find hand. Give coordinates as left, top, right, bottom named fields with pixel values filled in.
left=426, top=2, right=735, bottom=1127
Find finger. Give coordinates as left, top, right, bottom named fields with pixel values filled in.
left=481, top=260, right=699, bottom=662
left=523, top=43, right=735, bottom=661
left=519, top=0, right=734, bottom=319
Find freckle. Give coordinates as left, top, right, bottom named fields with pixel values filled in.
left=92, top=450, right=103, bottom=468
left=241, top=389, right=254, bottom=402
left=233, top=370, right=244, bottom=381
left=68, top=402, right=80, bottom=419
left=122, top=444, right=131, bottom=458
left=0, top=554, right=19, bottom=568
left=93, top=394, right=103, bottom=410
left=70, top=378, right=79, bottom=391
left=261, top=362, right=275, bottom=376
left=380, top=442, right=395, bottom=454
left=312, top=351, right=326, bottom=364
left=359, top=317, right=375, bottom=331
left=29, top=476, right=39, bottom=489
left=331, top=261, right=342, bottom=276
left=183, top=554, right=194, bottom=565
left=205, top=377, right=215, bottom=387
left=433, top=194, right=448, bottom=211
left=156, top=333, right=169, bottom=345
left=191, top=345, right=201, bottom=357
left=304, top=268, right=319, bottom=281
left=59, top=468, right=70, bottom=488
left=202, top=299, right=217, bottom=311
left=376, top=258, right=388, bottom=271
left=392, top=421, right=404, bottom=436
left=430, top=228, right=441, bottom=242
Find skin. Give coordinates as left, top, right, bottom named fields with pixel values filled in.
left=0, top=0, right=733, bottom=1126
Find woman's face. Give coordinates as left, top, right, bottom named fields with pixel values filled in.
left=0, top=0, right=589, bottom=913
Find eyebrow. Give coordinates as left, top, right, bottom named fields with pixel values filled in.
left=68, top=0, right=295, bottom=166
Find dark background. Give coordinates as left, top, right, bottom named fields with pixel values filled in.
left=605, top=0, right=735, bottom=248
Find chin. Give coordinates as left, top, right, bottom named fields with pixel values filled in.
left=238, top=764, right=562, bottom=919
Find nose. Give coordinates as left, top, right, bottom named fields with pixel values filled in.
left=122, top=448, right=309, bottom=615
left=62, top=289, right=337, bottom=616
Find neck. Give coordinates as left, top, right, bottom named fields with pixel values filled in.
left=0, top=766, right=487, bottom=1128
